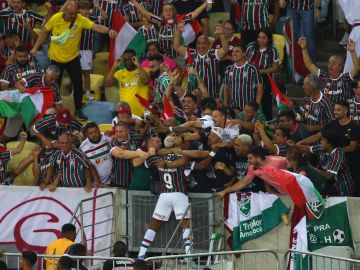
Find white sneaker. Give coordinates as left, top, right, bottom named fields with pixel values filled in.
left=86, top=94, right=95, bottom=101
left=339, top=32, right=350, bottom=46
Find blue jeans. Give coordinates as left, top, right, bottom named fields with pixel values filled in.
left=287, top=7, right=316, bottom=62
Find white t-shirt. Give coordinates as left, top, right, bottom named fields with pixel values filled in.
left=80, top=135, right=112, bottom=184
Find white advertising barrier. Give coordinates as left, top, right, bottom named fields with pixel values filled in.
left=0, top=186, right=115, bottom=257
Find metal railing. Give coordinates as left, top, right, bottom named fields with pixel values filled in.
left=1, top=253, right=134, bottom=270
left=284, top=249, right=360, bottom=270
left=145, top=249, right=280, bottom=270
left=69, top=191, right=116, bottom=255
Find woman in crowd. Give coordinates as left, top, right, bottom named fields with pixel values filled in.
left=246, top=27, right=280, bottom=120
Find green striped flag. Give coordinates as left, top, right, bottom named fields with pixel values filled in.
left=225, top=192, right=289, bottom=250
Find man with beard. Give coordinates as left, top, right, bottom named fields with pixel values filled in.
left=0, top=45, right=43, bottom=90
left=233, top=134, right=265, bottom=192
left=298, top=100, right=360, bottom=195
left=80, top=122, right=111, bottom=186
left=105, top=49, right=150, bottom=117
left=147, top=54, right=170, bottom=101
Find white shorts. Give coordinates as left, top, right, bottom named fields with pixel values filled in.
left=152, top=192, right=191, bottom=221
left=80, top=50, right=93, bottom=71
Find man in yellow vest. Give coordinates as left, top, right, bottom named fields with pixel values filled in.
left=30, top=0, right=117, bottom=120
left=45, top=223, right=76, bottom=270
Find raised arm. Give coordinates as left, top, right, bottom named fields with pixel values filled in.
left=254, top=122, right=277, bottom=155
left=299, top=36, right=319, bottom=74
left=94, top=0, right=108, bottom=20
left=191, top=1, right=211, bottom=19
left=347, top=39, right=360, bottom=78
left=129, top=0, right=153, bottom=20
left=174, top=23, right=187, bottom=57
left=105, top=59, right=121, bottom=87
left=215, top=25, right=229, bottom=59
left=11, top=132, right=27, bottom=155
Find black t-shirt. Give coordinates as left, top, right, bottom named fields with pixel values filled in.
left=324, top=119, right=360, bottom=180
left=234, top=156, right=265, bottom=192
left=173, top=0, right=207, bottom=19
left=103, top=259, right=133, bottom=270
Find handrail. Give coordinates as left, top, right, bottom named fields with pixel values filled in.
left=146, top=248, right=280, bottom=261
left=284, top=249, right=360, bottom=264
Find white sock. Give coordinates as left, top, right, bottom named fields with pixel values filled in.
left=86, top=90, right=91, bottom=95
left=183, top=228, right=191, bottom=254
left=138, top=229, right=156, bottom=258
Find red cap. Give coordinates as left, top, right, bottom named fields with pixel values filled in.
left=117, top=107, right=132, bottom=116
left=55, top=109, right=73, bottom=123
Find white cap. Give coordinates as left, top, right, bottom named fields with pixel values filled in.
left=211, top=127, right=224, bottom=140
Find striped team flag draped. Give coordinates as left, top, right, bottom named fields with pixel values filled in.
left=109, top=12, right=147, bottom=68
left=0, top=87, right=54, bottom=129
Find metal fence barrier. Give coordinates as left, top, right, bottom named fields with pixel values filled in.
left=145, top=249, right=280, bottom=270
left=284, top=249, right=360, bottom=270
left=1, top=253, right=134, bottom=270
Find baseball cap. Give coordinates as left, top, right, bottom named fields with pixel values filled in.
left=211, top=127, right=224, bottom=140
left=55, top=109, right=73, bottom=123
left=199, top=115, right=214, bottom=128
left=116, top=107, right=132, bottom=116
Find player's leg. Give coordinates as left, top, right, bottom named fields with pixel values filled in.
left=172, top=193, right=191, bottom=254
left=138, top=193, right=171, bottom=259
left=79, top=50, right=94, bottom=101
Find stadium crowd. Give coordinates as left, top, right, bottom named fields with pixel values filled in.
left=0, top=0, right=360, bottom=265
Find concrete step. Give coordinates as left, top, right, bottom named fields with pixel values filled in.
left=286, top=83, right=304, bottom=98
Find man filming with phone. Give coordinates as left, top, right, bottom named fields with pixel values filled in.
left=105, top=49, right=150, bottom=117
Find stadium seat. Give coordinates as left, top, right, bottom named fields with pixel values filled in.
left=105, top=86, right=120, bottom=103
left=93, top=52, right=109, bottom=77
left=98, top=123, right=113, bottom=133
left=83, top=101, right=114, bottom=124
left=61, top=96, right=75, bottom=116
left=82, top=74, right=104, bottom=103
left=209, top=12, right=230, bottom=37
left=35, top=5, right=48, bottom=16
left=6, top=141, right=36, bottom=186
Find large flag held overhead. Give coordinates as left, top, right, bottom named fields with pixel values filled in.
left=289, top=198, right=353, bottom=270
left=0, top=87, right=54, bottom=129
left=267, top=74, right=293, bottom=110
left=224, top=192, right=288, bottom=250
left=109, top=12, right=147, bottom=68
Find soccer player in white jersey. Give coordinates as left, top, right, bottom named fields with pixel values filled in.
left=80, top=122, right=112, bottom=185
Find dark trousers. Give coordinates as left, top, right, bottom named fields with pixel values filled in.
left=51, top=56, right=83, bottom=110
left=261, top=73, right=273, bottom=120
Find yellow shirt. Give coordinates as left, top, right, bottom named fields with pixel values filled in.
left=45, top=12, right=94, bottom=63
left=114, top=68, right=149, bottom=117
left=45, top=238, right=74, bottom=270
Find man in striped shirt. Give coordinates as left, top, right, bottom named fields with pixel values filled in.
left=223, top=44, right=263, bottom=110
left=349, top=81, right=360, bottom=125
left=148, top=54, right=170, bottom=101
left=32, top=109, right=82, bottom=149
left=237, top=0, right=272, bottom=45
left=300, top=74, right=334, bottom=132
left=43, top=133, right=99, bottom=192
left=14, top=65, right=62, bottom=107
left=138, top=136, right=192, bottom=260
left=80, top=122, right=112, bottom=185
left=0, top=131, right=27, bottom=184
left=108, top=121, right=150, bottom=187
left=0, top=0, right=51, bottom=48
left=174, top=24, right=229, bottom=99
left=0, top=45, right=43, bottom=90
left=309, top=129, right=353, bottom=196
left=137, top=15, right=158, bottom=43
left=280, top=0, right=321, bottom=61
left=93, top=0, right=121, bottom=53
left=300, top=36, right=360, bottom=105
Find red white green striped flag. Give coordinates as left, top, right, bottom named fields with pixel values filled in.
left=109, top=12, right=147, bottom=68
left=0, top=87, right=54, bottom=129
